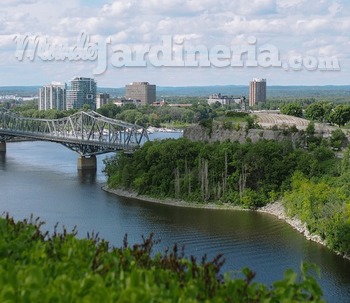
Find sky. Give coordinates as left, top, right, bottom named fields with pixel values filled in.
left=1, top=0, right=349, bottom=87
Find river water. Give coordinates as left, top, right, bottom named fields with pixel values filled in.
left=0, top=138, right=350, bottom=302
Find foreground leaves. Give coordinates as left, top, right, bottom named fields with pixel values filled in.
left=0, top=215, right=324, bottom=302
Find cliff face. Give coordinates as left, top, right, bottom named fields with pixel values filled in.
left=183, top=124, right=304, bottom=144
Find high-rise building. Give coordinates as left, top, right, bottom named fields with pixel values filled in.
left=39, top=82, right=66, bottom=111
left=66, top=77, right=97, bottom=110
left=96, top=93, right=110, bottom=109
left=249, top=78, right=266, bottom=107
left=125, top=82, right=156, bottom=105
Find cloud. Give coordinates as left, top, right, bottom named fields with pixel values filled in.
left=0, top=0, right=347, bottom=86
left=1, top=0, right=39, bottom=6
left=138, top=0, right=211, bottom=16
left=238, top=0, right=277, bottom=15
left=328, top=2, right=343, bottom=16
left=100, top=1, right=133, bottom=17
left=296, top=18, right=331, bottom=34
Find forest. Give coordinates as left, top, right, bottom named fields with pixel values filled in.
left=104, top=138, right=350, bottom=256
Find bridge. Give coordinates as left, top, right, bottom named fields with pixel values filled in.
left=0, top=109, right=149, bottom=169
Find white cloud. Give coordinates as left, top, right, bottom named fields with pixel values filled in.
left=1, top=0, right=38, bottom=6
left=100, top=1, right=133, bottom=17
left=296, top=18, right=331, bottom=34
left=238, top=0, right=277, bottom=15
left=328, top=2, right=343, bottom=16
left=0, top=0, right=348, bottom=86
left=138, top=0, right=211, bottom=16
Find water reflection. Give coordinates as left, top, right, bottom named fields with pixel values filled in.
left=78, top=169, right=97, bottom=184
left=0, top=151, right=6, bottom=169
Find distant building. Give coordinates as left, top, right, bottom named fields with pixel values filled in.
left=249, top=78, right=266, bottom=107
left=125, top=82, right=156, bottom=105
left=207, top=93, right=243, bottom=106
left=167, top=103, right=192, bottom=108
left=113, top=98, right=142, bottom=107
left=96, top=93, right=110, bottom=109
left=66, top=77, right=97, bottom=110
left=152, top=100, right=166, bottom=107
left=39, top=82, right=66, bottom=111
left=207, top=93, right=247, bottom=111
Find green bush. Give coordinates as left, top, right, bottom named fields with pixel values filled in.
left=0, top=215, right=325, bottom=302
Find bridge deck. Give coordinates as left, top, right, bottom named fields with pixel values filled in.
left=0, top=110, right=148, bottom=156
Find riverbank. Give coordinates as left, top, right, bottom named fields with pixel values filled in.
left=258, top=202, right=327, bottom=245
left=102, top=186, right=332, bottom=249
left=102, top=186, right=243, bottom=210
left=103, top=186, right=350, bottom=260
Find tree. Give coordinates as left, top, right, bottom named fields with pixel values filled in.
left=328, top=104, right=350, bottom=126
left=280, top=103, right=303, bottom=117
left=341, top=146, right=350, bottom=174
left=97, top=103, right=121, bottom=118
left=330, top=129, right=346, bottom=150
left=82, top=104, right=91, bottom=111
left=306, top=121, right=315, bottom=136
left=305, top=102, right=325, bottom=121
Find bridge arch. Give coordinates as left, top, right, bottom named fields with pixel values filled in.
left=0, top=109, right=149, bottom=169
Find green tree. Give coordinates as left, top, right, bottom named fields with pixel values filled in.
left=328, top=104, right=350, bottom=126
left=97, top=103, right=121, bottom=118
left=306, top=121, right=315, bottom=136
left=305, top=102, right=326, bottom=121
left=330, top=128, right=346, bottom=150
left=281, top=103, right=303, bottom=117
left=82, top=104, right=91, bottom=111
left=341, top=146, right=350, bottom=174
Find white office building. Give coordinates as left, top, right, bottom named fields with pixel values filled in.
left=39, top=82, right=66, bottom=111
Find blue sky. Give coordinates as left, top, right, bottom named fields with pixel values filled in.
left=0, top=0, right=349, bottom=87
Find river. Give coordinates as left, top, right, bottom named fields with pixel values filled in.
left=0, top=137, right=350, bottom=302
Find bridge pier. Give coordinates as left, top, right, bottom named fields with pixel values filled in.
left=77, top=155, right=97, bottom=170
left=0, top=141, right=6, bottom=152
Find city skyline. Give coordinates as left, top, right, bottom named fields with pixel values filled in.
left=1, top=1, right=349, bottom=87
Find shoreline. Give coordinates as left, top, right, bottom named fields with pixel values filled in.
left=102, top=186, right=244, bottom=210
left=102, top=186, right=349, bottom=260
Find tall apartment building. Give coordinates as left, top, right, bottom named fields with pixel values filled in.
left=249, top=78, right=266, bottom=107
left=125, top=82, right=156, bottom=105
left=39, top=82, right=66, bottom=111
left=66, top=77, right=97, bottom=110
left=96, top=93, right=110, bottom=109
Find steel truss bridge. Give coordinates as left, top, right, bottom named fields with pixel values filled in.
left=0, top=109, right=149, bottom=157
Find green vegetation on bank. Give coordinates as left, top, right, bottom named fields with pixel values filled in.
left=0, top=215, right=324, bottom=302
left=104, top=138, right=335, bottom=207
left=104, top=138, right=350, bottom=256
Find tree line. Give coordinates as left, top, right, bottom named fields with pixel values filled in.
left=104, top=137, right=350, bottom=256
left=281, top=101, right=350, bottom=127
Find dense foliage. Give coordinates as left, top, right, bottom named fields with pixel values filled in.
left=280, top=103, right=303, bottom=117
left=304, top=102, right=350, bottom=127
left=279, top=100, right=350, bottom=127
left=104, top=138, right=336, bottom=208
left=104, top=137, right=350, bottom=256
left=0, top=215, right=325, bottom=302
left=283, top=146, right=350, bottom=256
